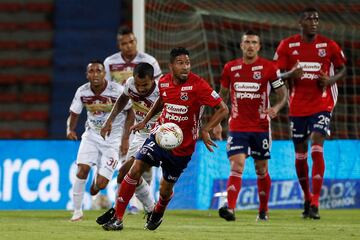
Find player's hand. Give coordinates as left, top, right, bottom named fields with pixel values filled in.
left=130, top=121, right=146, bottom=133
left=212, top=124, right=223, bottom=140
left=120, top=137, right=129, bottom=156
left=290, top=60, right=303, bottom=79
left=263, top=107, right=278, bottom=119
left=67, top=130, right=78, bottom=140
left=317, top=70, right=331, bottom=89
left=100, top=122, right=112, bottom=140
left=201, top=130, right=218, bottom=152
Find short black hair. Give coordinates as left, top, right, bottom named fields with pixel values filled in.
left=133, top=62, right=154, bottom=79
left=300, top=7, right=318, bottom=19
left=170, top=47, right=190, bottom=63
left=88, top=59, right=104, bottom=68
left=117, top=26, right=133, bottom=36
left=242, top=30, right=261, bottom=42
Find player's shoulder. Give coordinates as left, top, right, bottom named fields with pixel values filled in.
left=258, top=56, right=276, bottom=67
left=107, top=80, right=123, bottom=93
left=137, top=52, right=157, bottom=62
left=316, top=34, right=338, bottom=45
left=279, top=34, right=301, bottom=47
left=224, top=58, right=242, bottom=68
left=104, top=52, right=122, bottom=64
left=77, top=82, right=91, bottom=93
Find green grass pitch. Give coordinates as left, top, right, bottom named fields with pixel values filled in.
left=0, top=210, right=359, bottom=240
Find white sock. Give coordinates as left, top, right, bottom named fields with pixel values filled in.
left=135, top=178, right=155, bottom=212
left=73, top=175, right=86, bottom=211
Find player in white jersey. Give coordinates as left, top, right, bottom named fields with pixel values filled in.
left=103, top=26, right=162, bottom=213
left=104, top=27, right=162, bottom=85
left=66, top=60, right=132, bottom=222
left=95, top=62, right=159, bottom=226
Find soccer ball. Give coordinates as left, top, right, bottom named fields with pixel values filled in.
left=155, top=122, right=183, bottom=150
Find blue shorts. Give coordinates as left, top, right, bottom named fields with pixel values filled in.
left=135, top=134, right=192, bottom=183
left=289, top=111, right=331, bottom=143
left=226, top=132, right=271, bottom=160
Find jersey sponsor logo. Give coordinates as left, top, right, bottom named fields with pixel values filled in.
left=180, top=92, right=188, bottom=101
left=316, top=43, right=327, bottom=48
left=165, top=112, right=189, bottom=122
left=301, top=72, right=319, bottom=80
left=236, top=92, right=261, bottom=99
left=165, top=103, right=188, bottom=114
left=253, top=71, right=262, bottom=80
left=181, top=86, right=192, bottom=91
left=160, top=83, right=169, bottom=88
left=318, top=49, right=326, bottom=57
left=211, top=90, right=220, bottom=99
left=251, top=65, right=263, bottom=71
left=233, top=82, right=260, bottom=92
left=289, top=42, right=300, bottom=48
left=230, top=65, right=242, bottom=71
left=299, top=62, right=321, bottom=72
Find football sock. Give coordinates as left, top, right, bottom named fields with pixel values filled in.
left=154, top=192, right=173, bottom=214
left=72, top=175, right=86, bottom=211
left=295, top=152, right=312, bottom=201
left=135, top=178, right=155, bottom=212
left=257, top=171, right=271, bottom=212
left=226, top=171, right=242, bottom=209
left=115, top=173, right=138, bottom=220
left=311, top=145, right=325, bottom=207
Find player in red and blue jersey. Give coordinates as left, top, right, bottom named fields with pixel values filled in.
left=216, top=30, right=288, bottom=222
left=274, top=7, right=346, bottom=219
left=102, top=47, right=228, bottom=231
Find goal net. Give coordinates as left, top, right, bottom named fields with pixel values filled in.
left=145, top=0, right=360, bottom=139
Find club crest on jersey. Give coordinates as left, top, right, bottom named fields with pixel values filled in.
left=180, top=92, right=188, bottom=101
left=253, top=71, right=261, bottom=80
left=318, top=49, right=326, bottom=57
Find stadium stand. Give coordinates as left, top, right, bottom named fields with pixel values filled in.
left=0, top=0, right=53, bottom=139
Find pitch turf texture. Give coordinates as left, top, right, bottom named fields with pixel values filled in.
left=0, top=210, right=359, bottom=240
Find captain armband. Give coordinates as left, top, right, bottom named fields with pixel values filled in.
left=271, top=78, right=285, bottom=89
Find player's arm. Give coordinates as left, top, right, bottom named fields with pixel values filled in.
left=131, top=96, right=164, bottom=132
left=201, top=101, right=229, bottom=152
left=120, top=108, right=135, bottom=156
left=101, top=93, right=130, bottom=139
left=66, top=111, right=79, bottom=140
left=212, top=86, right=230, bottom=139
left=318, top=65, right=346, bottom=88
left=264, top=82, right=288, bottom=119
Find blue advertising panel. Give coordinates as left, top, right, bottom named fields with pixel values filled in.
left=0, top=140, right=359, bottom=210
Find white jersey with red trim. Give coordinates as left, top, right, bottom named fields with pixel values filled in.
left=123, top=76, right=160, bottom=135
left=155, top=72, right=222, bottom=156
left=221, top=57, right=280, bottom=132
left=104, top=52, right=162, bottom=84
left=70, top=81, right=128, bottom=138
left=274, top=34, right=346, bottom=116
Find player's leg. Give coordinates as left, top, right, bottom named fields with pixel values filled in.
left=71, top=163, right=91, bottom=221
left=102, top=135, right=158, bottom=231
left=251, top=132, right=271, bottom=221
left=219, top=132, right=248, bottom=221
left=290, top=116, right=311, bottom=218
left=145, top=150, right=191, bottom=231
left=254, top=159, right=270, bottom=221
left=71, top=136, right=99, bottom=222
left=308, top=112, right=330, bottom=219
left=145, top=178, right=175, bottom=230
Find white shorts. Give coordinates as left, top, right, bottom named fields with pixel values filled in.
left=76, top=130, right=121, bottom=180
left=125, top=132, right=148, bottom=161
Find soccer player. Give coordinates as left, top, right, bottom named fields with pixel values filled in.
left=274, top=8, right=346, bottom=219
left=102, top=47, right=228, bottom=231
left=104, top=26, right=162, bottom=212
left=95, top=62, right=159, bottom=225
left=217, top=30, right=288, bottom=221
left=66, top=60, right=132, bottom=222
left=104, top=26, right=162, bottom=85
